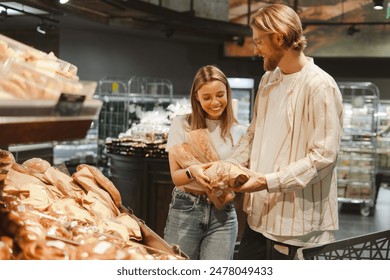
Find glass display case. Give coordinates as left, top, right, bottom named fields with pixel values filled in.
left=377, top=100, right=390, bottom=174
left=336, top=82, right=379, bottom=216
left=228, top=77, right=254, bottom=126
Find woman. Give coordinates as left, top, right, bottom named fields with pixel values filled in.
left=164, top=65, right=247, bottom=260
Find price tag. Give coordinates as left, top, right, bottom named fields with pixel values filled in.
left=54, top=93, right=85, bottom=116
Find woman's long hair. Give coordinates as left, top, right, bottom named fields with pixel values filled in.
left=186, top=65, right=237, bottom=141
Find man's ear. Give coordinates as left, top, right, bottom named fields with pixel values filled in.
left=275, top=33, right=284, bottom=46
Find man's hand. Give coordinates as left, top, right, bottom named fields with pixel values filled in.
left=233, top=165, right=268, bottom=193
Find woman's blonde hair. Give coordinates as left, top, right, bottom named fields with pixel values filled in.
left=250, top=4, right=307, bottom=52
left=186, top=65, right=237, bottom=140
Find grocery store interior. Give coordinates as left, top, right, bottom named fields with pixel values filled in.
left=0, top=0, right=390, bottom=260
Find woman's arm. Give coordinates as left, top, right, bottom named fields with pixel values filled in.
left=168, top=152, right=212, bottom=187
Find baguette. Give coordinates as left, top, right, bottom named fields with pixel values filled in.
left=9, top=73, right=28, bottom=94
left=0, top=80, right=27, bottom=99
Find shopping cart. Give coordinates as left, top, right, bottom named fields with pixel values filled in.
left=296, top=230, right=390, bottom=260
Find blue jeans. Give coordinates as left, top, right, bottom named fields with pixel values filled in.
left=164, top=187, right=238, bottom=260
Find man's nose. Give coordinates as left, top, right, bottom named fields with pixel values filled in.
left=254, top=46, right=262, bottom=56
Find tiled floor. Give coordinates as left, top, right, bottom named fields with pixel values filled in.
left=336, top=185, right=390, bottom=240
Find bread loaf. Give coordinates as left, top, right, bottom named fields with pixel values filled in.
left=0, top=237, right=13, bottom=260
left=204, top=161, right=249, bottom=189
left=72, top=166, right=120, bottom=216
left=76, top=164, right=122, bottom=207
left=0, top=149, right=15, bottom=168
left=22, top=158, right=51, bottom=174
left=0, top=169, right=8, bottom=182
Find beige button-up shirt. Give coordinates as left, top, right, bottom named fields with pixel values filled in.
left=229, top=58, right=343, bottom=241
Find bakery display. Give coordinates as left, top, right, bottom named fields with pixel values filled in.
left=0, top=149, right=186, bottom=260
left=0, top=34, right=102, bottom=146
left=0, top=34, right=97, bottom=100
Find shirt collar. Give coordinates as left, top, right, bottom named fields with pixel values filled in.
left=266, top=57, right=314, bottom=86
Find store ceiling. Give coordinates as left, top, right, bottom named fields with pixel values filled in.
left=0, top=0, right=251, bottom=40
left=0, top=0, right=389, bottom=41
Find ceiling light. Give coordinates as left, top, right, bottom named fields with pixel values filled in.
left=36, top=21, right=54, bottom=35
left=36, top=23, right=47, bottom=34
left=59, top=0, right=70, bottom=4
left=373, top=0, right=384, bottom=10
left=0, top=2, right=48, bottom=16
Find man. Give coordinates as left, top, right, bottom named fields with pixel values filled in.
left=227, top=4, right=343, bottom=260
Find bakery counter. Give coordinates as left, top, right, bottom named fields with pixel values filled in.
left=0, top=149, right=186, bottom=260
left=107, top=154, right=174, bottom=238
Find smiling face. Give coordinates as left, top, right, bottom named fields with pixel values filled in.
left=196, top=80, right=227, bottom=120
left=252, top=28, right=284, bottom=71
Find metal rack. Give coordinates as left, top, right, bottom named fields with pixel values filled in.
left=128, top=76, right=173, bottom=100
left=337, top=82, right=379, bottom=216
left=94, top=78, right=128, bottom=169
left=95, top=76, right=173, bottom=168
left=97, top=78, right=129, bottom=141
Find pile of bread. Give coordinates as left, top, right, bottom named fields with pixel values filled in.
left=0, top=34, right=88, bottom=100
left=0, top=149, right=185, bottom=260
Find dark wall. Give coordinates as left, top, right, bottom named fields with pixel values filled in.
left=315, top=57, right=390, bottom=80
left=57, top=27, right=390, bottom=99
left=58, top=27, right=263, bottom=96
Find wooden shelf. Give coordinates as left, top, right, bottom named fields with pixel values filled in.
left=0, top=99, right=102, bottom=146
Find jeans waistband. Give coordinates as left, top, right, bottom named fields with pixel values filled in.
left=176, top=185, right=208, bottom=196
left=172, top=187, right=236, bottom=209
left=173, top=187, right=209, bottom=203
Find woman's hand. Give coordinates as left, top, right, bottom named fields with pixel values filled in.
left=188, top=162, right=213, bottom=188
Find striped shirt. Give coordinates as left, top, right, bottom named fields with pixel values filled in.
left=229, top=57, right=343, bottom=245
